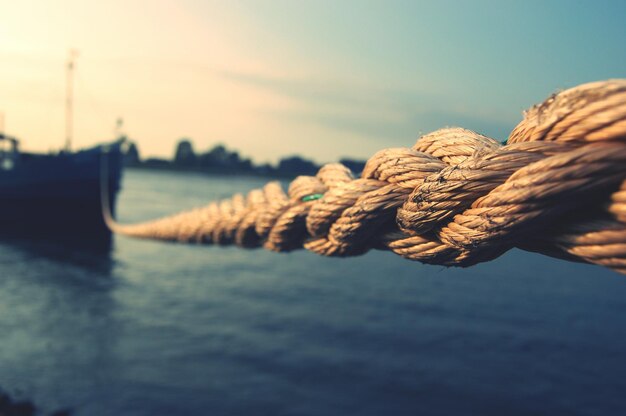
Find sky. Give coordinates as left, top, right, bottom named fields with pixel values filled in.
left=0, top=0, right=624, bottom=164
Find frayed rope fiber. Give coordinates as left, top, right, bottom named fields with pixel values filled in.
left=107, top=80, right=626, bottom=274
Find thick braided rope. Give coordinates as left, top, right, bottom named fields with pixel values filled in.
left=108, top=80, right=626, bottom=274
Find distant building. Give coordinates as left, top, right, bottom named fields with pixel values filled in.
left=199, top=144, right=229, bottom=168
left=143, top=158, right=171, bottom=168
left=174, top=139, right=196, bottom=166
left=255, top=163, right=275, bottom=176
left=123, top=141, right=141, bottom=166
left=277, top=156, right=319, bottom=176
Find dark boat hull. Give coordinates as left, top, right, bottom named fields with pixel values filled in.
left=0, top=142, right=123, bottom=249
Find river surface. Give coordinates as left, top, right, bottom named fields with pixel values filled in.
left=0, top=169, right=625, bottom=415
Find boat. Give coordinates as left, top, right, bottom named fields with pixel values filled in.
left=0, top=133, right=124, bottom=248
left=0, top=51, right=125, bottom=249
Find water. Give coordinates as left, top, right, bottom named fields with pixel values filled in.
left=0, top=169, right=625, bottom=415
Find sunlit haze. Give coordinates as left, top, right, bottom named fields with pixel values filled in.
left=1, top=0, right=624, bottom=163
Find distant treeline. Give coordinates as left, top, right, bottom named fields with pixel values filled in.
left=123, top=138, right=366, bottom=178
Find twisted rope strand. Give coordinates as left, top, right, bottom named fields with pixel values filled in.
left=107, top=79, right=626, bottom=275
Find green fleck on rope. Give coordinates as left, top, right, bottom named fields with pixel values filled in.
left=302, top=193, right=324, bottom=202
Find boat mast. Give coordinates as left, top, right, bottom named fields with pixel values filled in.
left=65, top=49, right=79, bottom=151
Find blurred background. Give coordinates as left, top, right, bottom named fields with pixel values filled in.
left=0, top=1, right=625, bottom=415
left=1, top=0, right=625, bottom=162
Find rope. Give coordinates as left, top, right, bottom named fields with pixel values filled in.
left=107, top=79, right=626, bottom=275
